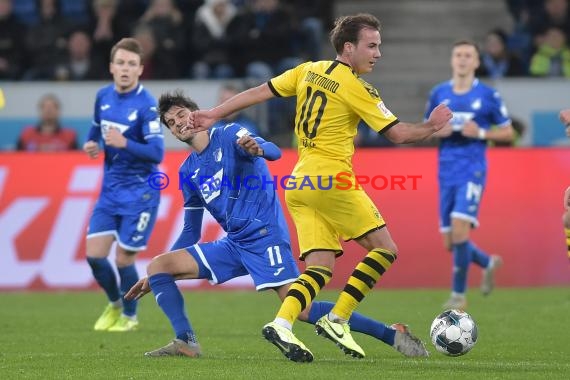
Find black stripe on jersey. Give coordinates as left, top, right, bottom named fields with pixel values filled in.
left=267, top=80, right=282, bottom=97
left=378, top=119, right=400, bottom=135
left=325, top=61, right=340, bottom=75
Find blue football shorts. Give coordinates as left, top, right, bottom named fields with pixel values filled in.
left=185, top=237, right=300, bottom=290
left=87, top=205, right=158, bottom=251
left=439, top=178, right=486, bottom=232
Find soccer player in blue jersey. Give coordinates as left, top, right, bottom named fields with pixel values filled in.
left=425, top=40, right=515, bottom=310
left=560, top=108, right=570, bottom=261
left=83, top=38, right=164, bottom=332
left=124, top=90, right=428, bottom=360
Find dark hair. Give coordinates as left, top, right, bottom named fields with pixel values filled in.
left=329, top=13, right=381, bottom=54
left=158, top=89, right=199, bottom=127
left=38, top=93, right=60, bottom=109
left=110, top=37, right=144, bottom=63
left=452, top=39, right=481, bottom=57
left=487, top=28, right=508, bottom=46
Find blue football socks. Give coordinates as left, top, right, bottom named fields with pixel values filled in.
left=308, top=301, right=396, bottom=345
left=118, top=264, right=139, bottom=317
left=87, top=257, right=120, bottom=303
left=149, top=273, right=197, bottom=343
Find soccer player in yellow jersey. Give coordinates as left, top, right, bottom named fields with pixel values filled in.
left=191, top=13, right=452, bottom=362
left=560, top=109, right=570, bottom=262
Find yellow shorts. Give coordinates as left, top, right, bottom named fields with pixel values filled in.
left=285, top=176, right=386, bottom=260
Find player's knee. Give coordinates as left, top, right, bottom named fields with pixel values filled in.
left=147, top=254, right=170, bottom=275
left=563, top=211, right=570, bottom=228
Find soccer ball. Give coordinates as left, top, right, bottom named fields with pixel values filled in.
left=429, top=309, right=478, bottom=356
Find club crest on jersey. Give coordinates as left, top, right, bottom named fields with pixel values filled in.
left=128, top=109, right=138, bottom=121
left=471, top=98, right=482, bottom=110
left=214, top=148, right=223, bottom=162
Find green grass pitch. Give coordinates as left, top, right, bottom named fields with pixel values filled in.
left=0, top=287, right=568, bottom=380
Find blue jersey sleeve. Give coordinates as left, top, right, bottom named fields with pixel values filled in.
left=123, top=102, right=164, bottom=163
left=224, top=123, right=282, bottom=161
left=87, top=92, right=103, bottom=143
left=258, top=140, right=281, bottom=161
left=171, top=181, right=204, bottom=250
left=488, top=90, right=511, bottom=127
left=170, top=208, right=204, bottom=250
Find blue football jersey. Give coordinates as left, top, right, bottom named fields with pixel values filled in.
left=91, top=84, right=164, bottom=212
left=179, top=124, right=290, bottom=244
left=425, top=79, right=511, bottom=184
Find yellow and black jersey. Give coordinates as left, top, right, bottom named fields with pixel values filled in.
left=269, top=60, right=399, bottom=176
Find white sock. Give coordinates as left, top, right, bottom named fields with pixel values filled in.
left=274, top=317, right=292, bottom=330
left=327, top=312, right=347, bottom=323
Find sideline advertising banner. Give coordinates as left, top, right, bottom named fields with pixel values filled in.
left=1, top=148, right=568, bottom=290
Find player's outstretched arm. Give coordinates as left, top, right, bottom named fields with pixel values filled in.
left=191, top=84, right=275, bottom=133
left=237, top=135, right=282, bottom=160
left=385, top=103, right=452, bottom=144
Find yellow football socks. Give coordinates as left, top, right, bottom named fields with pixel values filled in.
left=332, top=248, right=397, bottom=321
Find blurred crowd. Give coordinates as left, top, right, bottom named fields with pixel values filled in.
left=4, top=0, right=567, bottom=151
left=0, top=0, right=333, bottom=81
left=479, top=0, right=570, bottom=79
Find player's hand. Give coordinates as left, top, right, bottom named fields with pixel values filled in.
left=427, top=103, right=453, bottom=131
left=83, top=140, right=100, bottom=159
left=104, top=127, right=127, bottom=148
left=237, top=135, right=263, bottom=156
left=461, top=120, right=480, bottom=139
left=432, top=123, right=454, bottom=138
left=190, top=110, right=216, bottom=132
left=564, top=186, right=570, bottom=211
left=125, top=277, right=151, bottom=301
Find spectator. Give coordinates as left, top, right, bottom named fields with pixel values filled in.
left=0, top=0, right=27, bottom=79
left=16, top=94, right=78, bottom=152
left=88, top=0, right=132, bottom=66
left=282, top=0, right=332, bottom=61
left=191, top=0, right=237, bottom=79
left=529, top=26, right=570, bottom=77
left=23, top=0, right=71, bottom=80
left=53, top=29, right=107, bottom=81
left=132, top=23, right=180, bottom=79
left=11, top=0, right=38, bottom=26
left=211, top=83, right=262, bottom=135
left=477, top=28, right=526, bottom=79
left=137, top=0, right=185, bottom=78
left=528, top=0, right=570, bottom=43
left=226, top=0, right=301, bottom=81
